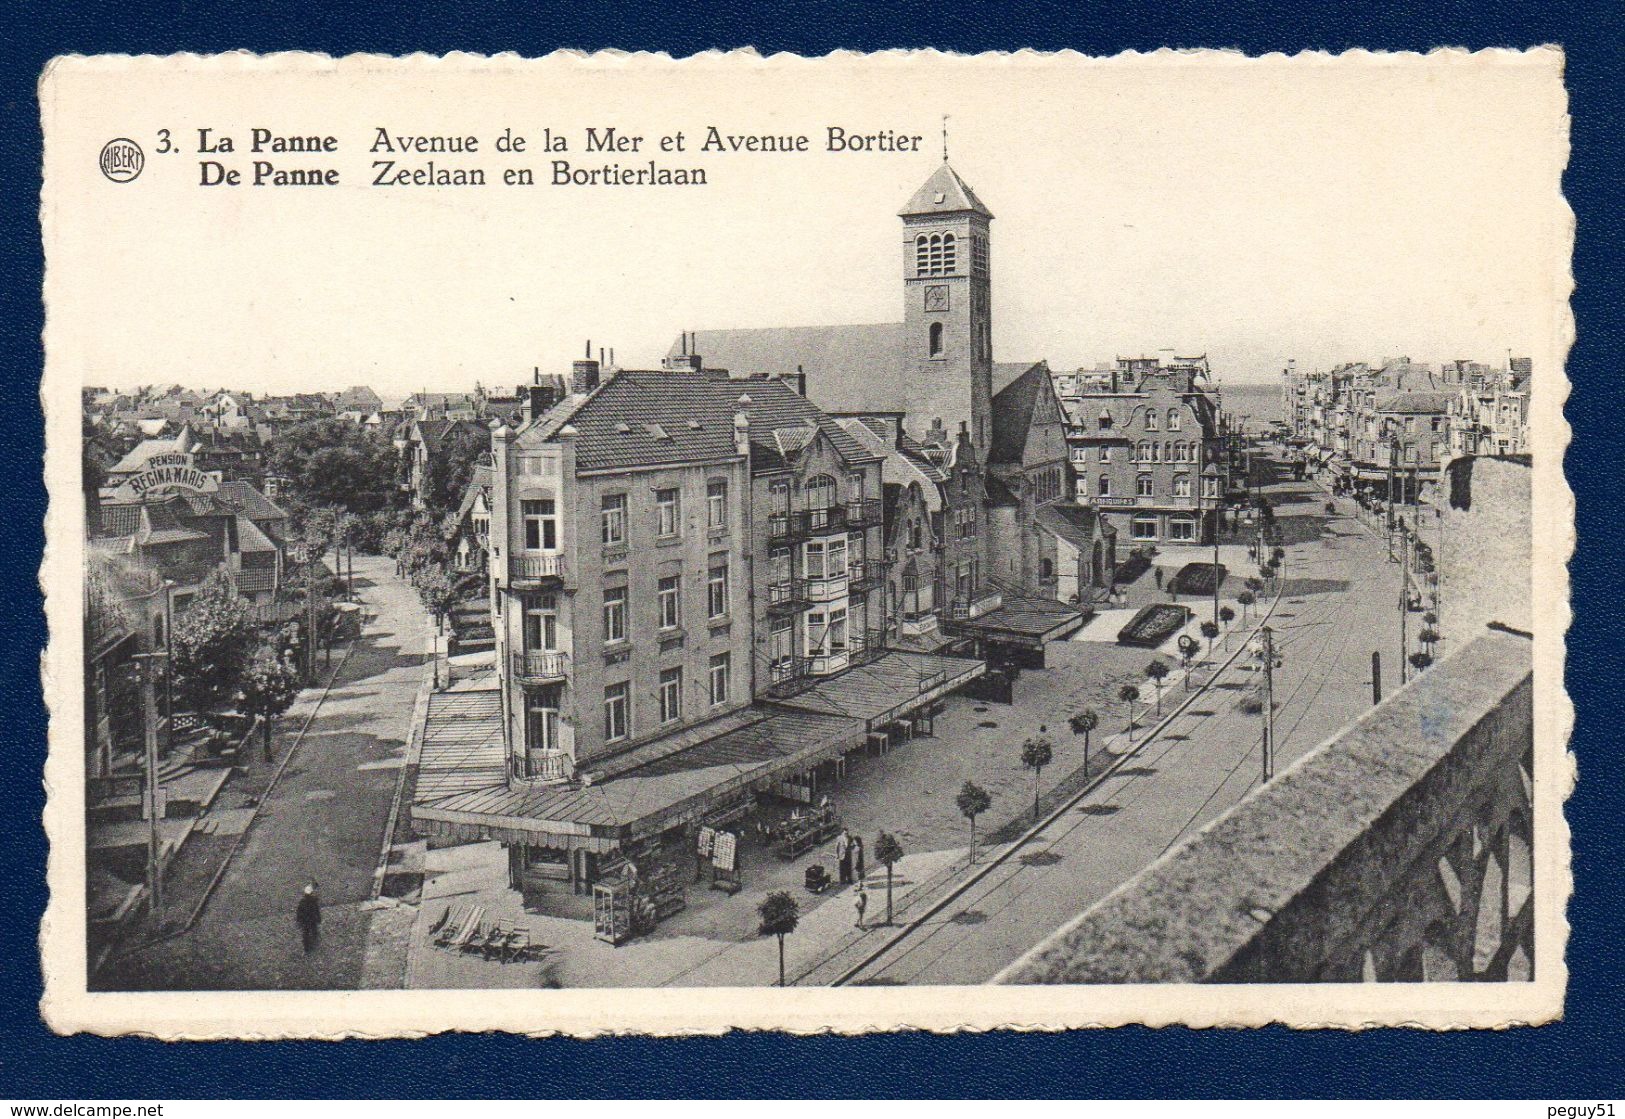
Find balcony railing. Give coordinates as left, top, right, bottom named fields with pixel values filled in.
left=946, top=591, right=1003, bottom=621
left=844, top=498, right=884, bottom=529
left=997, top=628, right=1534, bottom=985
left=510, top=649, right=569, bottom=683
left=851, top=627, right=887, bottom=666
left=805, top=571, right=850, bottom=603
left=847, top=560, right=888, bottom=594
left=510, top=552, right=565, bottom=584
left=765, top=578, right=809, bottom=614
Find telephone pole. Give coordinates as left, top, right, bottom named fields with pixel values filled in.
left=1260, top=625, right=1276, bottom=784
left=1399, top=522, right=1410, bottom=685
left=131, top=650, right=166, bottom=913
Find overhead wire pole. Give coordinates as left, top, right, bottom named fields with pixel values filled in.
left=1260, top=625, right=1275, bottom=784
left=132, top=649, right=166, bottom=913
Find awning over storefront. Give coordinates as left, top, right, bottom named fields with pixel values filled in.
left=765, top=649, right=986, bottom=729
left=943, top=592, right=1088, bottom=649
left=412, top=705, right=868, bottom=851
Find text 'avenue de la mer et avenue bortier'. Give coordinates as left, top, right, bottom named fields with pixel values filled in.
left=186, top=125, right=928, bottom=189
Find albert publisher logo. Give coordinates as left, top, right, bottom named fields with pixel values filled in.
left=99, top=137, right=144, bottom=183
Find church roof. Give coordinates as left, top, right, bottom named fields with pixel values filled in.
left=667, top=325, right=908, bottom=415
left=987, top=361, right=1051, bottom=465
left=898, top=162, right=994, bottom=220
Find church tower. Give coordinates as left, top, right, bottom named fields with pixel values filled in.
left=899, top=161, right=995, bottom=454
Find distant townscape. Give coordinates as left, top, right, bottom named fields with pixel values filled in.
left=81, top=160, right=1536, bottom=991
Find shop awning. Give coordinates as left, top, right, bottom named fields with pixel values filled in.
left=943, top=592, right=1089, bottom=649
left=764, top=649, right=986, bottom=728
left=411, top=706, right=867, bottom=850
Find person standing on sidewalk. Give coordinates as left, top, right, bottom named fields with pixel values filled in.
left=852, top=835, right=865, bottom=884
left=853, top=880, right=869, bottom=930
left=835, top=830, right=852, bottom=885
left=295, top=881, right=322, bottom=954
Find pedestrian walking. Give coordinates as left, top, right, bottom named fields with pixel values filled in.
left=295, top=881, right=322, bottom=954
left=1154, top=567, right=1164, bottom=590
left=852, top=835, right=866, bottom=883
left=853, top=881, right=869, bottom=930
left=835, top=830, right=852, bottom=885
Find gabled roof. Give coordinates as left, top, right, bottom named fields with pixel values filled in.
left=666, top=325, right=907, bottom=415
left=899, top=162, right=994, bottom=220
left=1035, top=503, right=1114, bottom=550
left=987, top=361, right=1052, bottom=465
left=235, top=515, right=278, bottom=554
left=835, top=417, right=945, bottom=510
left=985, top=474, right=1019, bottom=508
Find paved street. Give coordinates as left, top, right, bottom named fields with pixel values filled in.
left=99, top=555, right=429, bottom=990
left=817, top=466, right=1404, bottom=985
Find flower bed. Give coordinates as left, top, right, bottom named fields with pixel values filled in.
left=1171, top=561, right=1228, bottom=597
left=1117, top=603, right=1192, bottom=648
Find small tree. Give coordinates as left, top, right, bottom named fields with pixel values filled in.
left=170, top=567, right=258, bottom=713
left=414, top=563, right=458, bottom=633
left=1118, top=683, right=1141, bottom=737
left=756, top=890, right=800, bottom=987
left=1219, top=605, right=1236, bottom=648
left=1272, top=546, right=1286, bottom=566
left=956, top=780, right=992, bottom=865
left=237, top=643, right=302, bottom=763
left=1418, top=627, right=1441, bottom=656
left=1409, top=651, right=1434, bottom=674
left=1178, top=637, right=1198, bottom=689
left=1069, top=708, right=1099, bottom=776
left=1020, top=736, right=1054, bottom=823
left=1144, top=660, right=1170, bottom=715
left=1200, top=620, right=1221, bottom=653
left=1237, top=589, right=1256, bottom=621
left=873, top=832, right=904, bottom=926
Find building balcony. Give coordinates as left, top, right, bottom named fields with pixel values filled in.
left=510, top=649, right=569, bottom=684
left=805, top=571, right=850, bottom=603
left=766, top=511, right=809, bottom=545
left=844, top=498, right=884, bottom=529
left=763, top=656, right=811, bottom=698
left=900, top=611, right=940, bottom=639
left=808, top=649, right=851, bottom=676
left=850, top=627, right=887, bottom=667
left=847, top=560, right=888, bottom=594
left=765, top=578, right=810, bottom=615
left=509, top=552, right=565, bottom=585
left=947, top=591, right=1003, bottom=621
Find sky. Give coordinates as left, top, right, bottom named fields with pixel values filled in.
left=44, top=51, right=1568, bottom=395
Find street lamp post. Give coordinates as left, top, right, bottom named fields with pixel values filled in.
left=131, top=649, right=168, bottom=914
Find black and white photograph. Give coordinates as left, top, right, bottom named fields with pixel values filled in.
left=41, top=49, right=1570, bottom=1034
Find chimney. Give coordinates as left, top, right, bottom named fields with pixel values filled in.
left=780, top=364, right=807, bottom=397
left=527, top=376, right=565, bottom=423
left=572, top=339, right=601, bottom=394
left=734, top=408, right=751, bottom=456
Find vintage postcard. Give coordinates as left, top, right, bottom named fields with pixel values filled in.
left=39, top=48, right=1572, bottom=1036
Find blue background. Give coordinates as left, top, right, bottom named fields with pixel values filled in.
left=4, top=1, right=1620, bottom=1099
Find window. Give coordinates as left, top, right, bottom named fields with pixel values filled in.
left=521, top=499, right=556, bottom=551
left=942, top=233, right=957, bottom=271
left=657, top=575, right=681, bottom=630
left=1132, top=515, right=1159, bottom=540
left=1172, top=474, right=1192, bottom=498
left=1202, top=475, right=1220, bottom=499
left=602, top=586, right=627, bottom=643
left=603, top=682, right=630, bottom=742
left=1137, top=474, right=1154, bottom=498
left=1098, top=410, right=1113, bottom=430
left=708, top=653, right=731, bottom=706
left=706, top=479, right=728, bottom=529
left=1041, top=558, right=1054, bottom=579
left=1168, top=516, right=1196, bottom=542
left=1168, top=409, right=1182, bottom=430
left=1145, top=410, right=1159, bottom=431
left=770, top=616, right=794, bottom=666
left=1136, top=440, right=1150, bottom=462
left=523, top=593, right=557, bottom=650
left=909, top=520, right=923, bottom=550
left=806, top=474, right=836, bottom=510
left=972, top=234, right=989, bottom=274
left=525, top=693, right=559, bottom=750
left=1098, top=474, right=1111, bottom=497
left=658, top=667, right=683, bottom=724
left=601, top=493, right=627, bottom=546
left=915, top=234, right=930, bottom=274
left=1100, top=445, right=1113, bottom=463
left=848, top=472, right=866, bottom=500
left=655, top=487, right=681, bottom=537
left=830, top=607, right=849, bottom=652
left=928, top=322, right=944, bottom=359
left=707, top=556, right=730, bottom=618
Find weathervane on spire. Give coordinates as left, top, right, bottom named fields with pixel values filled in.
left=942, top=114, right=949, bottom=162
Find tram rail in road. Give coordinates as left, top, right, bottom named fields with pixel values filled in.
left=826, top=563, right=1288, bottom=988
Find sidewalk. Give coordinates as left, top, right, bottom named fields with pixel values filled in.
left=95, top=555, right=433, bottom=991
